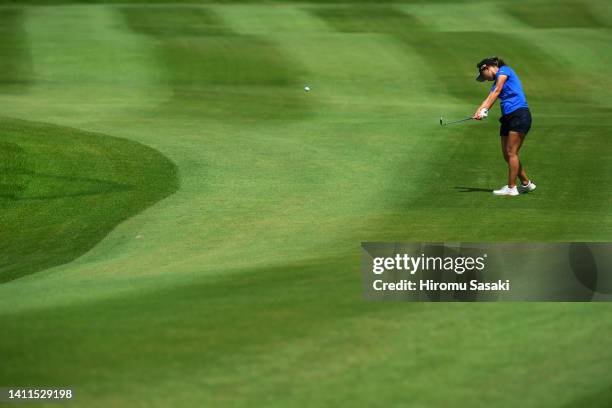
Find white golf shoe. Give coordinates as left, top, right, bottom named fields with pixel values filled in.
left=518, top=181, right=537, bottom=193
left=493, top=185, right=519, bottom=196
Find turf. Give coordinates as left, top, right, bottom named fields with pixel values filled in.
left=0, top=118, right=178, bottom=283
left=0, top=1, right=611, bottom=407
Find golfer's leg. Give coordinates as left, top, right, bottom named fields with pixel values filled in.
left=505, top=132, right=524, bottom=188
left=518, top=161, right=529, bottom=185
left=501, top=136, right=509, bottom=162
left=516, top=134, right=529, bottom=184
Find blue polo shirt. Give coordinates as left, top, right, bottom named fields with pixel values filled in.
left=491, top=66, right=528, bottom=115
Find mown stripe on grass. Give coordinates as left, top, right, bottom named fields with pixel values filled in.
left=0, top=5, right=174, bottom=134
left=398, top=2, right=530, bottom=32
left=507, top=0, right=610, bottom=28
left=121, top=5, right=312, bottom=122
left=313, top=5, right=421, bottom=33
left=0, top=8, right=33, bottom=94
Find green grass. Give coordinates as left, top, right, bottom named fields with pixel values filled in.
left=0, top=9, right=32, bottom=94
left=0, top=118, right=178, bottom=282
left=122, top=6, right=310, bottom=121
left=0, top=1, right=611, bottom=407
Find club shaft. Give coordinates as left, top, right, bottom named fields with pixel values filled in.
left=445, top=117, right=473, bottom=125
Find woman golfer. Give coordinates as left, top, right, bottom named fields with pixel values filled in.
left=473, top=56, right=536, bottom=196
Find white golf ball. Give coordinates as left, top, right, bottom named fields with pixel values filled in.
left=304, top=86, right=310, bottom=92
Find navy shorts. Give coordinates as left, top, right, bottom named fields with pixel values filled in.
left=499, top=107, right=532, bottom=136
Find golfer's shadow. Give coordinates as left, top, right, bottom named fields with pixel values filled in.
left=454, top=186, right=493, bottom=193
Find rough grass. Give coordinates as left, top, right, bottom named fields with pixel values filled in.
left=0, top=118, right=178, bottom=282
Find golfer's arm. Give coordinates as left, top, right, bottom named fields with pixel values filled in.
left=479, top=75, right=508, bottom=110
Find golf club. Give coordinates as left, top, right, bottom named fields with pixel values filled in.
left=439, top=116, right=474, bottom=126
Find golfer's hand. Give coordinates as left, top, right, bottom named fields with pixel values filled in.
left=473, top=108, right=488, bottom=120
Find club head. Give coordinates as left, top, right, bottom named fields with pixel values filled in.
left=439, top=117, right=445, bottom=126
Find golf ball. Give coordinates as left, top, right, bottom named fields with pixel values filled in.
left=304, top=85, right=310, bottom=92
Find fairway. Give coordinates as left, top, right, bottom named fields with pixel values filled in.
left=1, top=1, right=612, bottom=406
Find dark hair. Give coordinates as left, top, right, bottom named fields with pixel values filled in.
left=476, top=56, right=506, bottom=70
left=493, top=56, right=506, bottom=67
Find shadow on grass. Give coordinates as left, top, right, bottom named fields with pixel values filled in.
left=454, top=186, right=494, bottom=193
